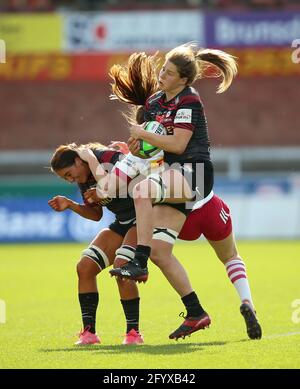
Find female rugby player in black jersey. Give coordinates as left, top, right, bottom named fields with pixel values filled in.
left=49, top=143, right=143, bottom=345
left=108, top=44, right=251, bottom=340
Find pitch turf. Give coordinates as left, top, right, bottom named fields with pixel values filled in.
left=0, top=241, right=299, bottom=369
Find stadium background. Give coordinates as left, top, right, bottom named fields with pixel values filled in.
left=0, top=0, right=300, bottom=372
left=0, top=0, right=300, bottom=242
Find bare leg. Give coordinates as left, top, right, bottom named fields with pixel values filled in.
left=110, top=169, right=193, bottom=280
left=77, top=228, right=123, bottom=292
left=151, top=248, right=193, bottom=297
left=133, top=169, right=193, bottom=247
left=149, top=205, right=211, bottom=339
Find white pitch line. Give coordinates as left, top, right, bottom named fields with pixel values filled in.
left=263, top=331, right=300, bottom=339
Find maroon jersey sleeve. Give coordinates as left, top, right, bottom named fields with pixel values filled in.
left=92, top=149, right=122, bottom=169
left=173, top=95, right=203, bottom=132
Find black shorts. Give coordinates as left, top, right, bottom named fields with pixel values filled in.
left=164, top=160, right=214, bottom=217
left=109, top=217, right=136, bottom=237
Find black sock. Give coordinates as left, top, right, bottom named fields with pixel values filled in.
left=181, top=291, right=205, bottom=317
left=135, top=245, right=151, bottom=268
left=121, top=297, right=140, bottom=333
left=78, top=292, right=99, bottom=334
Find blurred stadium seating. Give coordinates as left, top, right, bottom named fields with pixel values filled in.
left=0, top=0, right=299, bottom=241
left=1, top=0, right=300, bottom=11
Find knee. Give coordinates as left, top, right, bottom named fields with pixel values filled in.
left=150, top=248, right=170, bottom=269
left=223, top=252, right=241, bottom=264
left=76, top=258, right=100, bottom=278
left=114, top=245, right=136, bottom=268
left=221, top=247, right=239, bottom=263
left=76, top=260, right=86, bottom=278
left=133, top=181, right=148, bottom=202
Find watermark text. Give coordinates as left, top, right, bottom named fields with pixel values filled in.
left=0, top=299, right=6, bottom=323
left=291, top=299, right=300, bottom=324
left=291, top=39, right=300, bottom=64
left=0, top=39, right=6, bottom=63
left=94, top=161, right=205, bottom=209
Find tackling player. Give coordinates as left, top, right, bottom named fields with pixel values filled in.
left=49, top=142, right=143, bottom=345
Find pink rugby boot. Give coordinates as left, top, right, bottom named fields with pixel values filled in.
left=122, top=329, right=144, bottom=345
left=75, top=326, right=101, bottom=345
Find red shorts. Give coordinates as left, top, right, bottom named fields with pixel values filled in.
left=178, top=194, right=232, bottom=242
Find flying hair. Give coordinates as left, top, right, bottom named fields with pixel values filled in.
left=108, top=43, right=237, bottom=125
left=166, top=41, right=238, bottom=93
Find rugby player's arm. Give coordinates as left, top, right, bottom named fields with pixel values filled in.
left=82, top=153, right=123, bottom=199
left=67, top=200, right=103, bottom=221
left=84, top=152, right=107, bottom=182
left=48, top=195, right=103, bottom=221
left=135, top=127, right=192, bottom=155
left=81, top=152, right=113, bottom=199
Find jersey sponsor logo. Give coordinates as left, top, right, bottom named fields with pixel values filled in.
left=155, top=113, right=165, bottom=123
left=123, top=157, right=135, bottom=167
left=174, top=108, right=192, bottom=124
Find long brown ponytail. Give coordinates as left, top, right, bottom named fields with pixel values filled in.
left=109, top=52, right=160, bottom=124
left=109, top=52, right=159, bottom=105
left=195, top=49, right=237, bottom=93
left=166, top=42, right=237, bottom=93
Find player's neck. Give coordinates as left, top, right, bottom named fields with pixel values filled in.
left=164, top=85, right=186, bottom=102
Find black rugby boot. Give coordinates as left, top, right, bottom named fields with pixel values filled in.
left=169, top=311, right=211, bottom=340
left=240, top=303, right=262, bottom=340
left=109, top=260, right=148, bottom=282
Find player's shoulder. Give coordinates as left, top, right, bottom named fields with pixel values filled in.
left=146, top=91, right=164, bottom=106
left=93, top=148, right=123, bottom=164
left=177, top=86, right=201, bottom=105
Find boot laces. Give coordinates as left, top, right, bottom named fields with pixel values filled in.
left=78, top=325, right=91, bottom=337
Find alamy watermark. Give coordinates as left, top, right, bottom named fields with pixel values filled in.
left=291, top=299, right=300, bottom=324
left=0, top=39, right=6, bottom=64
left=94, top=161, right=205, bottom=210
left=0, top=299, right=6, bottom=323
left=291, top=39, right=300, bottom=64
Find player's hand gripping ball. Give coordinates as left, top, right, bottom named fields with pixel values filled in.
left=139, top=121, right=166, bottom=158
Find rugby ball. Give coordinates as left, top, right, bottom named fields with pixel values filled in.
left=139, top=121, right=166, bottom=158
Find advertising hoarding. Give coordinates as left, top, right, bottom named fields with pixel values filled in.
left=63, top=11, right=205, bottom=52
left=0, top=14, right=62, bottom=53
left=205, top=11, right=300, bottom=47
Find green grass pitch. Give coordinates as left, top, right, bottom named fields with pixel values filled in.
left=0, top=241, right=300, bottom=369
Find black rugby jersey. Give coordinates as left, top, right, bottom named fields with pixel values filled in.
left=78, top=149, right=135, bottom=222
left=144, top=86, right=211, bottom=164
